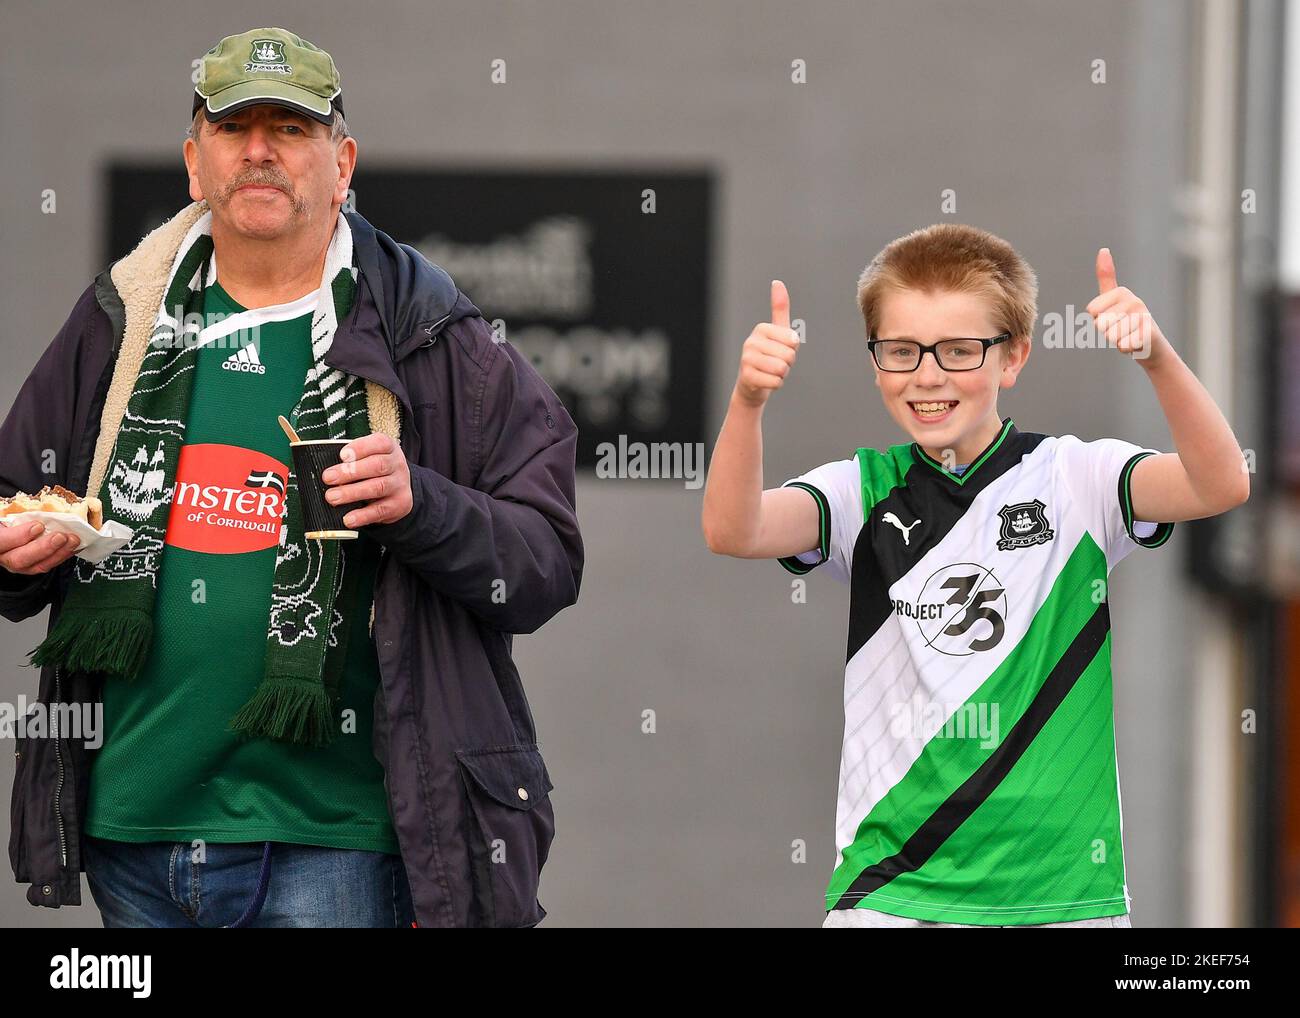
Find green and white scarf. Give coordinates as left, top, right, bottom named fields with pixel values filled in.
left=31, top=207, right=371, bottom=747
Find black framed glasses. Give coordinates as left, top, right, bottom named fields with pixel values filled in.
left=868, top=333, right=1012, bottom=372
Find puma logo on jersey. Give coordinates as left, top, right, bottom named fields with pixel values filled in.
left=882, top=511, right=922, bottom=545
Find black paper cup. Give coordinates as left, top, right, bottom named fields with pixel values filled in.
left=290, top=439, right=361, bottom=540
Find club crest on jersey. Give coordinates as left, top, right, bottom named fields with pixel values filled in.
left=996, top=499, right=1054, bottom=551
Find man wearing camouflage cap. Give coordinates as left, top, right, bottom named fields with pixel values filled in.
left=0, top=27, right=582, bottom=927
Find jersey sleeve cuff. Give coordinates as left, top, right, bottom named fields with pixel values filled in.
left=777, top=481, right=832, bottom=575
left=1119, top=451, right=1175, bottom=548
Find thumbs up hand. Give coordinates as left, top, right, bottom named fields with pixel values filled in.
left=1085, top=248, right=1170, bottom=368
left=734, top=280, right=802, bottom=408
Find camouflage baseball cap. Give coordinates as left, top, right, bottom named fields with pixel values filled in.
left=192, top=27, right=344, bottom=126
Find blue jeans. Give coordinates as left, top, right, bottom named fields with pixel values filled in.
left=83, top=835, right=415, bottom=928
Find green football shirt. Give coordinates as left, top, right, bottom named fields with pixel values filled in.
left=84, top=273, right=398, bottom=853
left=779, top=417, right=1174, bottom=924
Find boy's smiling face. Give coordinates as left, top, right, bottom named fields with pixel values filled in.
left=873, top=287, right=1030, bottom=467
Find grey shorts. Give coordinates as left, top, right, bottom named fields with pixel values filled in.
left=823, top=908, right=1132, bottom=928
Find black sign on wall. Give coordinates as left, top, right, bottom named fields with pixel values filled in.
left=107, top=165, right=714, bottom=470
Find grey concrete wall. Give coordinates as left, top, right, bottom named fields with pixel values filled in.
left=0, top=0, right=1199, bottom=926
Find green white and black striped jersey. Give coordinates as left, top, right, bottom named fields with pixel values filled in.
left=778, top=416, right=1173, bottom=924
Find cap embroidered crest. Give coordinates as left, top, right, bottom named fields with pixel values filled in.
left=192, top=27, right=344, bottom=126
left=247, top=39, right=290, bottom=73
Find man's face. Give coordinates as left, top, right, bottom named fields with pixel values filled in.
left=872, top=287, right=1029, bottom=456
left=182, top=104, right=356, bottom=240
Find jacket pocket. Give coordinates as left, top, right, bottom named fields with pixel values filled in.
left=453, top=744, right=555, bottom=928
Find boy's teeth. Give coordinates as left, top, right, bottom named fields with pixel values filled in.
left=913, top=401, right=956, bottom=412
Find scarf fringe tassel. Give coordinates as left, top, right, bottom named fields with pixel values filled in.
left=228, top=676, right=337, bottom=748
left=29, top=610, right=153, bottom=679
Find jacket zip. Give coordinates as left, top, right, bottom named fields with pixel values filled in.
left=351, top=261, right=404, bottom=644
left=51, top=664, right=67, bottom=868
left=369, top=544, right=387, bottom=638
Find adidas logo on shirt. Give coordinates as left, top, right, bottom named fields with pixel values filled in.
left=222, top=343, right=266, bottom=375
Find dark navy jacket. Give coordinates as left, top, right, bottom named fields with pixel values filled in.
left=0, top=208, right=583, bottom=927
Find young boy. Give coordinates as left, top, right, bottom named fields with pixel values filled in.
left=702, top=224, right=1248, bottom=927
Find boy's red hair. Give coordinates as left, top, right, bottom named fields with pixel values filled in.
left=857, top=223, right=1038, bottom=358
